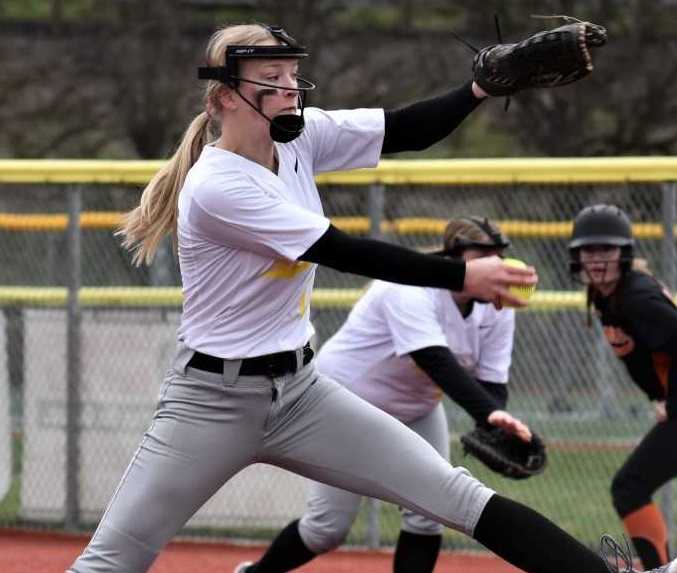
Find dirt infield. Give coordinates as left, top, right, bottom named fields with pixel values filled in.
left=0, top=529, right=522, bottom=573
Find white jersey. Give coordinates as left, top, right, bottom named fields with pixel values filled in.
left=316, top=280, right=515, bottom=423
left=177, top=107, right=385, bottom=358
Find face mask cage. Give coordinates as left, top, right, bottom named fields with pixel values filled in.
left=568, top=245, right=633, bottom=284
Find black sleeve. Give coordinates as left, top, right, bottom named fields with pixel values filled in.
left=622, top=351, right=666, bottom=402
left=477, top=379, right=509, bottom=409
left=300, top=224, right=466, bottom=291
left=662, top=334, right=677, bottom=420
left=621, top=277, right=677, bottom=352
left=382, top=81, right=483, bottom=154
left=409, top=346, right=500, bottom=424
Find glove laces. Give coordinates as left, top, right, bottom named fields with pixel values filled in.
left=450, top=14, right=512, bottom=110
left=530, top=14, right=589, bottom=24
left=600, top=534, right=635, bottom=573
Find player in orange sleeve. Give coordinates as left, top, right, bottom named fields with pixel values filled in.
left=569, top=204, right=677, bottom=570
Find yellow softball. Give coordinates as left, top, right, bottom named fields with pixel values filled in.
left=502, top=257, right=536, bottom=307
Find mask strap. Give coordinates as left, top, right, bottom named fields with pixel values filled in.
left=234, top=87, right=306, bottom=142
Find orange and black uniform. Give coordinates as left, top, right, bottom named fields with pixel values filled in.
left=592, top=269, right=677, bottom=570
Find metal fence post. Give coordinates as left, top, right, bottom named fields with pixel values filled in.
left=365, top=183, right=385, bottom=548
left=661, top=182, right=676, bottom=291
left=150, top=238, right=175, bottom=286
left=368, top=184, right=385, bottom=240
left=660, top=182, right=676, bottom=548
left=65, top=185, right=82, bottom=530
left=365, top=497, right=381, bottom=549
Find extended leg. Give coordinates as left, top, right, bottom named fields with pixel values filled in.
left=612, top=421, right=677, bottom=569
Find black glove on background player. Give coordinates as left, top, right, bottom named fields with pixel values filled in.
left=461, top=426, right=547, bottom=480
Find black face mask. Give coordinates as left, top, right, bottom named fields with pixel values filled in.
left=269, top=113, right=305, bottom=143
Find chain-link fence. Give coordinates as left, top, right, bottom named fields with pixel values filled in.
left=0, top=160, right=675, bottom=552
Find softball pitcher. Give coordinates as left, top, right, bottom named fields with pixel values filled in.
left=237, top=216, right=518, bottom=573
left=66, top=23, right=671, bottom=573
left=569, top=204, right=677, bottom=571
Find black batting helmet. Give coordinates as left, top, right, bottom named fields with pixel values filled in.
left=568, top=204, right=634, bottom=275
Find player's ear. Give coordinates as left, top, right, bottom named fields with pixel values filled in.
left=216, top=85, right=238, bottom=111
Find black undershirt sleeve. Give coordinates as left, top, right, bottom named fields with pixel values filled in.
left=382, top=81, right=483, bottom=154
left=620, top=275, right=677, bottom=418
left=300, top=224, right=466, bottom=291
left=660, top=334, right=677, bottom=420
left=409, top=345, right=500, bottom=424
left=478, top=379, right=509, bottom=409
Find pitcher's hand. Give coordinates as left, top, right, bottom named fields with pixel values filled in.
left=464, top=256, right=537, bottom=309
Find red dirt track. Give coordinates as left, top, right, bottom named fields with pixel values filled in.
left=1, top=529, right=522, bottom=572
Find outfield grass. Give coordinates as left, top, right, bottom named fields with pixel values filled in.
left=0, top=434, right=21, bottom=520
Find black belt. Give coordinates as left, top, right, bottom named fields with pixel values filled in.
left=187, top=343, right=314, bottom=378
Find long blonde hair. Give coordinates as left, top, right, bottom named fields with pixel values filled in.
left=118, top=24, right=276, bottom=266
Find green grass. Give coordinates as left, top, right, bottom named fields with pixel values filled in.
left=0, top=433, right=22, bottom=520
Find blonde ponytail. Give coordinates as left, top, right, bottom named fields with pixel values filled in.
left=118, top=23, right=277, bottom=266
left=118, top=111, right=211, bottom=266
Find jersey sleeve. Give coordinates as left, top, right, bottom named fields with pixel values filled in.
left=381, top=285, right=448, bottom=356
left=475, top=308, right=515, bottom=383
left=187, top=177, right=330, bottom=261
left=301, top=107, right=385, bottom=173
left=622, top=279, right=677, bottom=352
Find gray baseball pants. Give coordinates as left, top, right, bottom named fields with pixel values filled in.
left=68, top=341, right=494, bottom=572
left=299, top=402, right=450, bottom=553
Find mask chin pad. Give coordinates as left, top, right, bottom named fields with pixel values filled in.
left=270, top=114, right=305, bottom=143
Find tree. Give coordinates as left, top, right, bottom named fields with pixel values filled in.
left=1, top=0, right=676, bottom=159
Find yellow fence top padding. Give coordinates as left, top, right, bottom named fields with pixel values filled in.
left=0, top=160, right=166, bottom=185
left=0, top=212, right=122, bottom=231
left=0, top=213, right=674, bottom=239
left=0, top=286, right=598, bottom=311
left=1, top=157, right=677, bottom=185
left=3, top=286, right=675, bottom=310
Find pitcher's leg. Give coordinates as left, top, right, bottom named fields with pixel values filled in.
left=265, top=377, right=492, bottom=535
left=474, top=494, right=610, bottom=573
left=68, top=370, right=269, bottom=572
left=267, top=376, right=612, bottom=573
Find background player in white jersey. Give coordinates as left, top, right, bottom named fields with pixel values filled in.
left=238, top=216, right=518, bottom=573
left=66, top=22, right=671, bottom=573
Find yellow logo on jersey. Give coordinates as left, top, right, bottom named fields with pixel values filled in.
left=299, top=290, right=309, bottom=317
left=263, top=260, right=312, bottom=279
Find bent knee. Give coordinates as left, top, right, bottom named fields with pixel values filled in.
left=611, top=472, right=652, bottom=517
left=401, top=510, right=443, bottom=536
left=298, top=512, right=353, bottom=554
